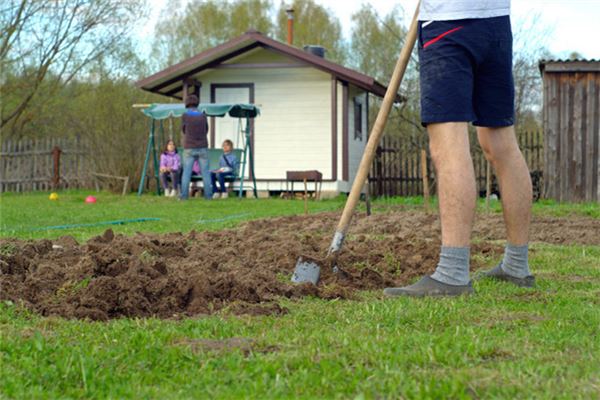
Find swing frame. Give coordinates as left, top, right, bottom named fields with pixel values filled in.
left=136, top=103, right=260, bottom=198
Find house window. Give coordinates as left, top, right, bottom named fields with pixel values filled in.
left=354, top=99, right=363, bottom=141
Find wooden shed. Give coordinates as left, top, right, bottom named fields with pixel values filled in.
left=136, top=30, right=399, bottom=197
left=539, top=59, right=600, bottom=202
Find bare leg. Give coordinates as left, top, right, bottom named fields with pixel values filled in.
left=477, top=126, right=532, bottom=245
left=428, top=122, right=477, bottom=247
left=382, top=122, right=476, bottom=295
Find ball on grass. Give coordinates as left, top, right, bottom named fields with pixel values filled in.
left=49, top=192, right=59, bottom=201
left=85, top=195, right=97, bottom=204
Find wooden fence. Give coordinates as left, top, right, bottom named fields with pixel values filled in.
left=541, top=60, right=600, bottom=202
left=369, top=131, right=544, bottom=198
left=0, top=137, right=92, bottom=193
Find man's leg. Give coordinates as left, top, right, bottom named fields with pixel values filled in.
left=384, top=122, right=476, bottom=297
left=478, top=126, right=531, bottom=244
left=430, top=122, right=477, bottom=248
left=477, top=126, right=534, bottom=286
left=428, top=122, right=476, bottom=286
left=180, top=150, right=194, bottom=200
left=198, top=148, right=212, bottom=199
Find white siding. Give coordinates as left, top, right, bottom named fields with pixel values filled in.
left=196, top=51, right=333, bottom=181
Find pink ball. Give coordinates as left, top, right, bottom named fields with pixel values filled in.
left=85, top=195, right=97, bottom=203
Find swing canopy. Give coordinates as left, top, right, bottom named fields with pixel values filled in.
left=141, top=103, right=260, bottom=119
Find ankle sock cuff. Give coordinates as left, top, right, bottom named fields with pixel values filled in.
left=431, top=246, right=470, bottom=286
left=500, top=243, right=530, bottom=279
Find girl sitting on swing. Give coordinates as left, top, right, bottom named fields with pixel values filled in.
left=210, top=139, right=238, bottom=199
left=159, top=139, right=181, bottom=197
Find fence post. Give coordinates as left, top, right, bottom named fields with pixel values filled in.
left=363, top=180, right=372, bottom=216
left=52, top=146, right=62, bottom=190
left=376, top=145, right=383, bottom=197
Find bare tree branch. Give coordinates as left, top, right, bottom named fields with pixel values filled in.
left=1, top=0, right=144, bottom=129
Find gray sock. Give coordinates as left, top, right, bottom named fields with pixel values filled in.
left=500, top=243, right=531, bottom=278
left=430, top=246, right=470, bottom=286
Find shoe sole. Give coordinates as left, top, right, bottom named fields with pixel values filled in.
left=475, top=268, right=536, bottom=288
left=383, top=287, right=474, bottom=297
left=481, top=274, right=535, bottom=288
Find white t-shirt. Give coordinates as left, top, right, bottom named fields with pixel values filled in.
left=419, top=0, right=510, bottom=21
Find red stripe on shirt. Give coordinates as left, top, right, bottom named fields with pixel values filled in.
left=423, top=26, right=464, bottom=49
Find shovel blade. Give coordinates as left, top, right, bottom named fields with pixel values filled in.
left=291, top=258, right=321, bottom=285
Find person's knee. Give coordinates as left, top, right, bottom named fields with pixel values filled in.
left=477, top=126, right=520, bottom=163
left=478, top=139, right=497, bottom=164
left=428, top=138, right=469, bottom=169
left=427, top=122, right=470, bottom=167
left=478, top=133, right=518, bottom=166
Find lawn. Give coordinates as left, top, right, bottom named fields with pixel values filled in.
left=1, top=191, right=599, bottom=399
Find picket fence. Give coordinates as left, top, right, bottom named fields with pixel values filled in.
left=369, top=131, right=544, bottom=198
left=0, top=137, right=91, bottom=193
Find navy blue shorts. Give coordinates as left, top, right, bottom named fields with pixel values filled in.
left=418, top=16, right=515, bottom=127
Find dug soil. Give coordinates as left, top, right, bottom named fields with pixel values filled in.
left=1, top=208, right=598, bottom=320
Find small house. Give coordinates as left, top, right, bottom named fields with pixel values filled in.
left=136, top=29, right=397, bottom=196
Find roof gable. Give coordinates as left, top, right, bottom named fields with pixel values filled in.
left=136, top=30, right=394, bottom=100
left=223, top=47, right=297, bottom=65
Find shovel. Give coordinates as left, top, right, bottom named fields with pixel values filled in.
left=291, top=2, right=420, bottom=285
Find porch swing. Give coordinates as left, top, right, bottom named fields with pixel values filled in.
left=136, top=103, right=260, bottom=198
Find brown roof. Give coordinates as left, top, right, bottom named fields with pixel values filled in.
left=136, top=30, right=399, bottom=101
left=539, top=59, right=600, bottom=73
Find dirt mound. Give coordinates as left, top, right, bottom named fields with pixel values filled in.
left=1, top=209, right=597, bottom=320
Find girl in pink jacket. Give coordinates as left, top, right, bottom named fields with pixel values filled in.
left=159, top=140, right=181, bottom=197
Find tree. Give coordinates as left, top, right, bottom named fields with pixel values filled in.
left=150, top=0, right=274, bottom=71
left=350, top=5, right=423, bottom=138
left=511, top=13, right=553, bottom=130
left=0, top=0, right=147, bottom=135
left=349, top=5, right=406, bottom=83
left=275, top=0, right=347, bottom=64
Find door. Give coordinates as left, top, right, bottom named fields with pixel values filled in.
left=211, top=84, right=253, bottom=179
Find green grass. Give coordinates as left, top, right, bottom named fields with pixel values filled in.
left=0, top=190, right=348, bottom=241
left=1, top=191, right=599, bottom=398
left=1, top=190, right=597, bottom=242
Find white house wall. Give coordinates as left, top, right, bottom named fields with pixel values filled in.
left=197, top=65, right=333, bottom=185
left=187, top=47, right=374, bottom=195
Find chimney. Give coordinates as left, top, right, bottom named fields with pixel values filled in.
left=303, top=45, right=326, bottom=58
left=286, top=6, right=294, bottom=45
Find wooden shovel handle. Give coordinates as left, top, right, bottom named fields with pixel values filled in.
left=335, top=2, right=420, bottom=237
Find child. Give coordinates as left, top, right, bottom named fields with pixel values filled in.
left=211, top=139, right=238, bottom=199
left=159, top=140, right=181, bottom=197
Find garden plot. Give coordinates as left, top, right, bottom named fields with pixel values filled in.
left=1, top=209, right=598, bottom=321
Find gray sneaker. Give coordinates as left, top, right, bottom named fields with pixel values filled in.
left=383, top=276, right=474, bottom=297
left=477, top=264, right=536, bottom=288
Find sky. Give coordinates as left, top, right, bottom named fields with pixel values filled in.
left=141, top=0, right=600, bottom=60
